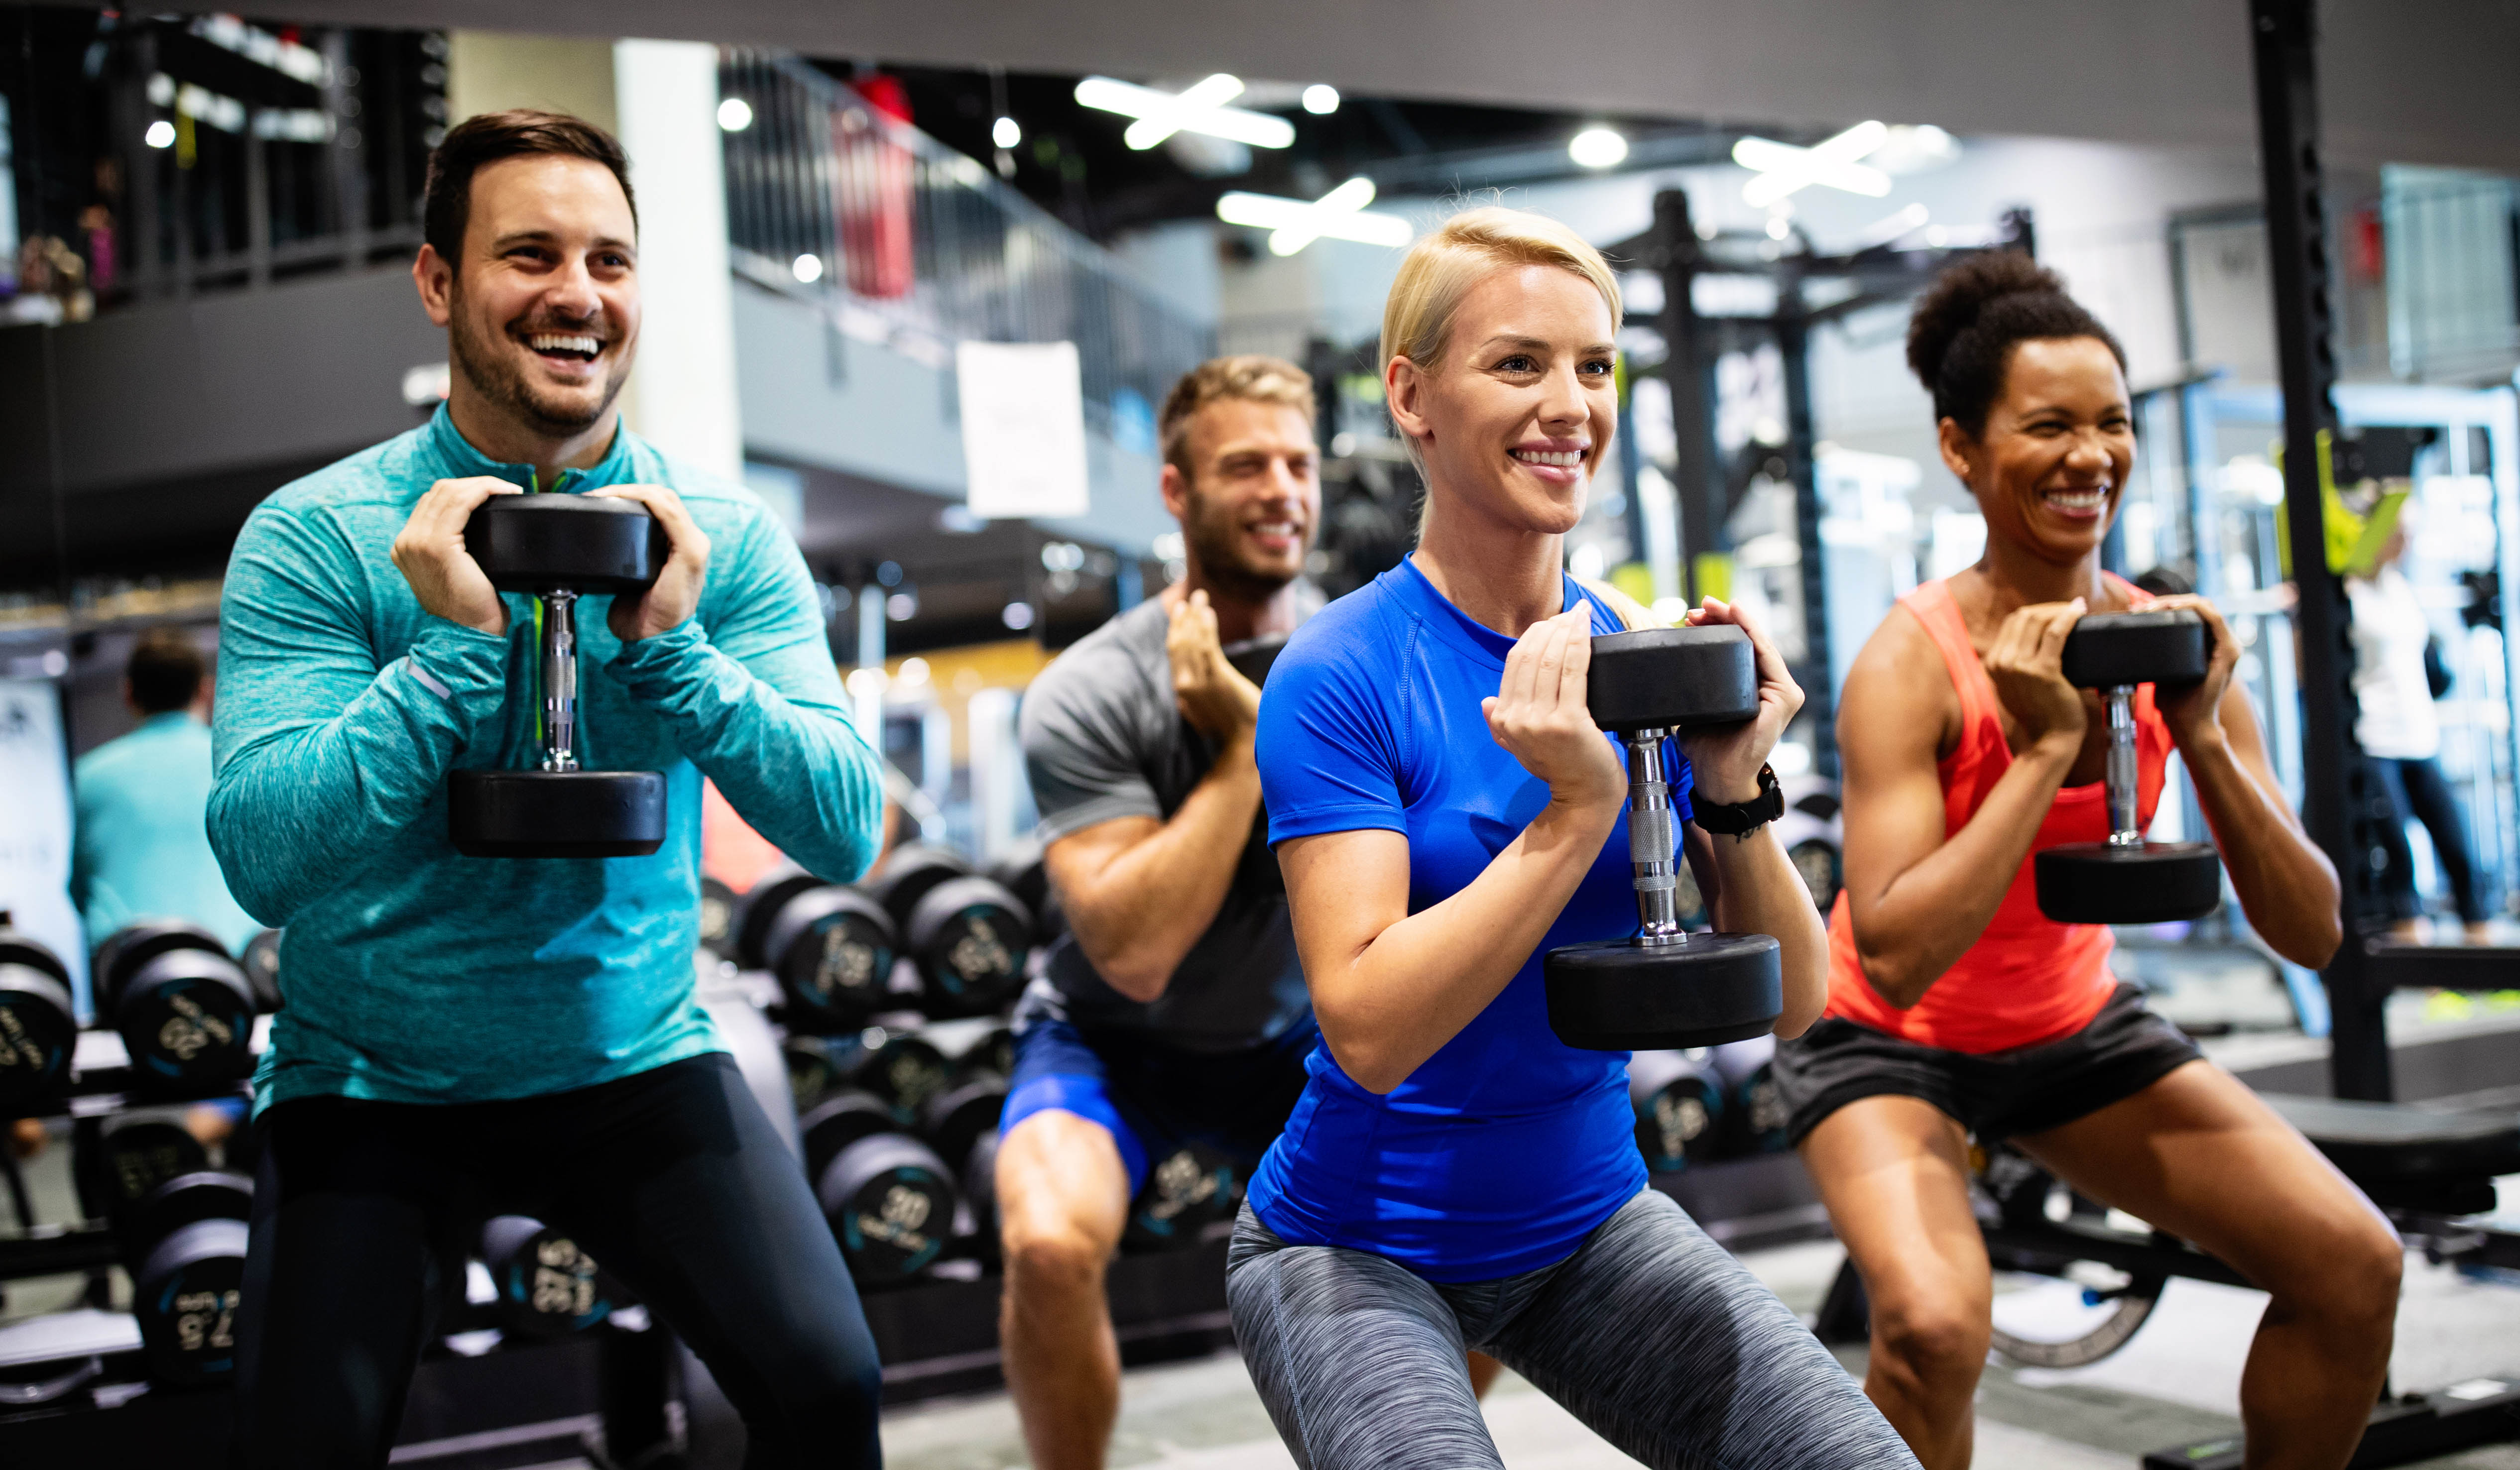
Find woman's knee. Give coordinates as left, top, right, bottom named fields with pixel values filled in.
left=2270, top=1214, right=2401, bottom=1335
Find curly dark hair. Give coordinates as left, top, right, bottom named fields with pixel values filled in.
left=1906, top=251, right=2125, bottom=438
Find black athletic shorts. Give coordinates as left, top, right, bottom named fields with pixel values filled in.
left=1769, top=982, right=2202, bottom=1146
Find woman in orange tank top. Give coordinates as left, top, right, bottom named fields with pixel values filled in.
left=1774, top=254, right=2400, bottom=1470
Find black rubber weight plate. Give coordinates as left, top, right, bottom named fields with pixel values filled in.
left=0, top=964, right=77, bottom=1109
left=2034, top=842, right=2222, bottom=924
left=463, top=494, right=664, bottom=593
left=1584, top=625, right=1760, bottom=733
left=1546, top=932, right=1784, bottom=1050
left=2059, top=610, right=2207, bottom=689
left=449, top=769, right=667, bottom=859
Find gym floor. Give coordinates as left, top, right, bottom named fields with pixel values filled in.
left=7, top=990, right=2518, bottom=1467
left=867, top=1214, right=2520, bottom=1470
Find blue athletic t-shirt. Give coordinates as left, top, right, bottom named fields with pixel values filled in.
left=1247, top=558, right=1692, bottom=1282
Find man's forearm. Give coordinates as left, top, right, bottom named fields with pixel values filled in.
left=208, top=627, right=506, bottom=924
left=1063, top=741, right=1264, bottom=1002
left=609, top=622, right=884, bottom=885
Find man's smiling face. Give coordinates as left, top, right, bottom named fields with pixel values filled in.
left=438, top=152, right=640, bottom=437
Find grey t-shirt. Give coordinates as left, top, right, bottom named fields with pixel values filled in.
left=1019, top=587, right=1322, bottom=1052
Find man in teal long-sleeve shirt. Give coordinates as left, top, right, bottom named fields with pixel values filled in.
left=73, top=627, right=260, bottom=980
left=212, top=111, right=886, bottom=1467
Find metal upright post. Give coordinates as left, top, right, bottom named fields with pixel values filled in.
left=1652, top=190, right=1722, bottom=603
left=1775, top=257, right=1836, bottom=779
left=2250, top=0, right=2392, bottom=1099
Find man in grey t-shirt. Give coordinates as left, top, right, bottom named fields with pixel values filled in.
left=996, top=357, right=1324, bottom=1470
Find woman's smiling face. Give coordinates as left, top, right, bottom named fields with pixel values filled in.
left=1389, top=263, right=1619, bottom=538
left=1947, top=335, right=2135, bottom=566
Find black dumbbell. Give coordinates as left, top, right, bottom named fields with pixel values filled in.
left=848, top=1027, right=955, bottom=1121
left=0, top=920, right=79, bottom=1114
left=921, top=1073, right=1008, bottom=1189
left=1545, top=626, right=1786, bottom=1050
left=870, top=848, right=1033, bottom=1018
left=448, top=495, right=669, bottom=859
left=240, top=929, right=284, bottom=1014
left=1708, top=1035, right=1790, bottom=1157
left=960, top=1128, right=1001, bottom=1265
left=738, top=871, right=901, bottom=1030
left=2034, top=610, right=2223, bottom=924
left=92, top=922, right=256, bottom=1088
left=1628, top=1049, right=1727, bottom=1173
left=783, top=1033, right=840, bottom=1113
left=987, top=843, right=1067, bottom=949
left=479, top=1215, right=619, bottom=1337
left=927, top=1018, right=1015, bottom=1084
left=125, top=1170, right=251, bottom=1387
left=800, top=1090, right=958, bottom=1283
left=1122, top=1143, right=1245, bottom=1252
left=91, top=1117, right=212, bottom=1226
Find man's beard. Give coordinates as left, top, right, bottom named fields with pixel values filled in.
left=1181, top=486, right=1303, bottom=602
left=448, top=291, right=628, bottom=437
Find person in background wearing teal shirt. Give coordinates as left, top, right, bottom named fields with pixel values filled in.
left=210, top=111, right=887, bottom=1468
left=72, top=626, right=260, bottom=977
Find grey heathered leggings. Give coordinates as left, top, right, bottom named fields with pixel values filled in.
left=1227, top=1190, right=1918, bottom=1470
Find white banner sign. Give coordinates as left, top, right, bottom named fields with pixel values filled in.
left=958, top=340, right=1090, bottom=520
left=0, top=678, right=89, bottom=1013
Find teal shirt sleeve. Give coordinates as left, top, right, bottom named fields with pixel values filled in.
left=607, top=506, right=883, bottom=884
left=208, top=503, right=511, bottom=925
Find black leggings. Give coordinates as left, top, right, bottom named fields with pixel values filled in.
left=232, top=1053, right=882, bottom=1468
left=2370, top=755, right=2488, bottom=923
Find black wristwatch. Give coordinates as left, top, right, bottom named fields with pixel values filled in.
left=1690, top=764, right=1784, bottom=837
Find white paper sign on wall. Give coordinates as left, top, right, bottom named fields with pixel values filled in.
left=958, top=340, right=1090, bottom=520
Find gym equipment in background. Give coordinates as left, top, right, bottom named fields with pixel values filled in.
left=800, top=1090, right=958, bottom=1283
left=1708, top=1033, right=1790, bottom=1156
left=920, top=1072, right=1008, bottom=1191
left=1122, top=1143, right=1244, bottom=1252
left=738, top=871, right=900, bottom=1029
left=91, top=922, right=256, bottom=1088
left=1545, top=626, right=1785, bottom=1049
left=2034, top=610, right=2223, bottom=924
left=986, top=842, right=1065, bottom=949
left=698, top=877, right=740, bottom=959
left=448, top=494, right=669, bottom=859
left=478, top=1215, right=618, bottom=1337
left=239, top=929, right=284, bottom=1014
left=959, top=1128, right=1001, bottom=1265
left=867, top=846, right=1033, bottom=1018
left=0, top=920, right=78, bottom=1113
left=1627, top=1049, right=1727, bottom=1173
left=90, top=1118, right=211, bottom=1222
left=123, top=1170, right=251, bottom=1387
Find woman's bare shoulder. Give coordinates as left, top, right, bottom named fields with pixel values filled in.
left=1839, top=601, right=1959, bottom=756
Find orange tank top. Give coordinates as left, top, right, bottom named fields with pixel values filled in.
left=1823, top=575, right=2173, bottom=1053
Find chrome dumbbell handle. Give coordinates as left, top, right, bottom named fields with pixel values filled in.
left=2103, top=685, right=2138, bottom=846
left=1624, top=729, right=1683, bottom=947
left=538, top=588, right=581, bottom=774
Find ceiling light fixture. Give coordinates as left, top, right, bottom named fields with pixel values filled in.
left=1075, top=74, right=1295, bottom=151
left=717, top=97, right=753, bottom=132
left=992, top=115, right=1022, bottom=149
left=1302, top=84, right=1341, bottom=115
left=1216, top=177, right=1413, bottom=255
left=1733, top=120, right=1892, bottom=206
left=1568, top=126, right=1628, bottom=169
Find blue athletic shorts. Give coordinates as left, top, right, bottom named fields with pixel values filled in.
left=1000, top=1008, right=1319, bottom=1196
